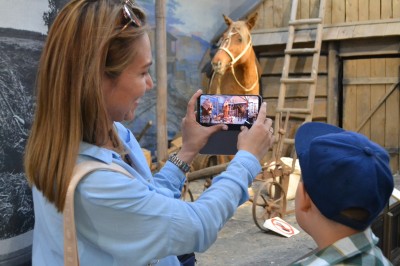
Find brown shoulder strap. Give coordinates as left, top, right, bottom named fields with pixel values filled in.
left=63, top=161, right=133, bottom=266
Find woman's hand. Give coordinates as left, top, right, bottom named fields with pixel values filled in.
left=237, top=102, right=275, bottom=161
left=177, top=89, right=227, bottom=164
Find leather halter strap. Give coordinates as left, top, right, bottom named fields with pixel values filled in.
left=216, top=28, right=259, bottom=92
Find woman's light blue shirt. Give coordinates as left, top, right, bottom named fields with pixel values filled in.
left=31, top=122, right=261, bottom=265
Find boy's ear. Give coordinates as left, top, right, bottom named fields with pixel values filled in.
left=297, top=182, right=312, bottom=212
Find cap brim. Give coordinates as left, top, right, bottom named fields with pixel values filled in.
left=295, top=122, right=344, bottom=154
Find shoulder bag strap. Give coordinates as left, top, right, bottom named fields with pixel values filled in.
left=64, top=161, right=133, bottom=266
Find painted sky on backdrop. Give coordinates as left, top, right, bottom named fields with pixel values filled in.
left=168, top=0, right=237, bottom=40
left=0, top=0, right=49, bottom=34
left=0, top=0, right=245, bottom=41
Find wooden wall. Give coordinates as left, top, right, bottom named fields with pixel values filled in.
left=259, top=46, right=328, bottom=121
left=257, top=43, right=330, bottom=158
left=343, top=57, right=400, bottom=172
left=254, top=0, right=400, bottom=30
left=251, top=0, right=400, bottom=172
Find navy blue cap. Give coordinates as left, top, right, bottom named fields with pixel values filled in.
left=295, top=122, right=394, bottom=230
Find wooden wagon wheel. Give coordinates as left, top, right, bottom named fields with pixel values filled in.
left=181, top=180, right=194, bottom=202
left=252, top=180, right=287, bottom=231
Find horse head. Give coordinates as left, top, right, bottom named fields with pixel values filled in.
left=211, top=12, right=258, bottom=76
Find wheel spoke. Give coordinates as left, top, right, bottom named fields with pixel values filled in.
left=252, top=180, right=287, bottom=231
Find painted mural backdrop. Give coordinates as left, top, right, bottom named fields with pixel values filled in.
left=0, top=0, right=246, bottom=263
left=128, top=0, right=247, bottom=153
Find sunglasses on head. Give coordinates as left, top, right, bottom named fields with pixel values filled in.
left=121, top=0, right=142, bottom=30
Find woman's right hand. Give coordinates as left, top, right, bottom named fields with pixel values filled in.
left=178, top=89, right=227, bottom=164
left=237, top=102, right=274, bottom=161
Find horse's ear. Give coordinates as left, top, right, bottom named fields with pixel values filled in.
left=223, top=14, right=233, bottom=26
left=246, top=12, right=258, bottom=30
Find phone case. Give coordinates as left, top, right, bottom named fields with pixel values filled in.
left=199, top=130, right=240, bottom=155
left=197, top=94, right=262, bottom=155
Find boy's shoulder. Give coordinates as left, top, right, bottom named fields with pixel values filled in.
left=291, top=228, right=393, bottom=266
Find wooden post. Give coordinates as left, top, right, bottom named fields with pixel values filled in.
left=327, top=42, right=339, bottom=125
left=155, top=0, right=168, bottom=165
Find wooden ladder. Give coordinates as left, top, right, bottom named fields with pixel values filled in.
left=272, top=0, right=326, bottom=159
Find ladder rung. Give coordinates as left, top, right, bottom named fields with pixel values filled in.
left=280, top=78, right=315, bottom=84
left=283, top=138, right=295, bottom=145
left=285, top=48, right=318, bottom=55
left=289, top=18, right=322, bottom=26
left=276, top=107, right=312, bottom=114
left=274, top=138, right=295, bottom=145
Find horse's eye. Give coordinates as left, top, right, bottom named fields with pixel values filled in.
left=238, top=37, right=243, bottom=42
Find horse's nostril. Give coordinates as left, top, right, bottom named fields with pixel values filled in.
left=212, top=61, right=222, bottom=70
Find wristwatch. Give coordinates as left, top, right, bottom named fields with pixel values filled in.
left=168, top=153, right=191, bottom=173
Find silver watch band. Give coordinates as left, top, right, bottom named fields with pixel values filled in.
left=168, top=153, right=191, bottom=173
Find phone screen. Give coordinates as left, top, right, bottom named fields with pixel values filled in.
left=197, top=94, right=262, bottom=130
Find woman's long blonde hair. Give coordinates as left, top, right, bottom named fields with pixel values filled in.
left=24, top=0, right=147, bottom=212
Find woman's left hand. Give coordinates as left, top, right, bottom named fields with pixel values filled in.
left=177, top=89, right=227, bottom=164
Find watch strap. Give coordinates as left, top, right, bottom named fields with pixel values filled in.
left=168, top=153, right=191, bottom=173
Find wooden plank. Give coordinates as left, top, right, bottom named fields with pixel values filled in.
left=381, top=0, right=393, bottom=19
left=352, top=23, right=388, bottom=38
left=356, top=59, right=371, bottom=137
left=384, top=22, right=400, bottom=36
left=343, top=77, right=400, bottom=85
left=263, top=0, right=274, bottom=29
left=296, top=0, right=301, bottom=20
left=345, top=0, right=358, bottom=22
left=324, top=0, right=332, bottom=24
left=343, top=60, right=358, bottom=131
left=310, top=0, right=320, bottom=19
left=332, top=0, right=345, bottom=24
left=336, top=25, right=356, bottom=39
left=369, top=0, right=381, bottom=20
left=339, top=37, right=400, bottom=57
left=265, top=97, right=327, bottom=119
left=357, top=83, right=400, bottom=134
left=261, top=76, right=328, bottom=97
left=300, top=0, right=310, bottom=20
left=259, top=55, right=328, bottom=74
left=282, top=0, right=292, bottom=27
left=273, top=0, right=284, bottom=28
left=385, top=58, right=400, bottom=172
left=254, top=2, right=264, bottom=29
left=251, top=20, right=400, bottom=46
left=395, top=0, right=400, bottom=19
left=358, top=0, right=369, bottom=21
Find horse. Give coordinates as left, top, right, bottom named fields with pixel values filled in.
left=191, top=14, right=262, bottom=189
left=207, top=12, right=261, bottom=96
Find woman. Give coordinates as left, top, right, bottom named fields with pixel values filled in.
left=24, top=0, right=274, bottom=265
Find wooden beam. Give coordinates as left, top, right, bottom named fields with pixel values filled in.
left=327, top=42, right=339, bottom=125
left=187, top=163, right=229, bottom=182
left=343, top=77, right=400, bottom=85
left=339, top=37, right=400, bottom=57
left=156, top=0, right=168, bottom=163
left=252, top=19, right=400, bottom=46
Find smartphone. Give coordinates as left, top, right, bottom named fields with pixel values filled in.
left=197, top=94, right=262, bottom=130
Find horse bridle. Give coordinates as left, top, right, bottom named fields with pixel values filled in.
left=214, top=26, right=259, bottom=92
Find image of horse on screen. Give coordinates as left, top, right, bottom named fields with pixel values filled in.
left=197, top=94, right=261, bottom=130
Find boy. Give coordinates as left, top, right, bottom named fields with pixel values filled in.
left=292, top=122, right=394, bottom=265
